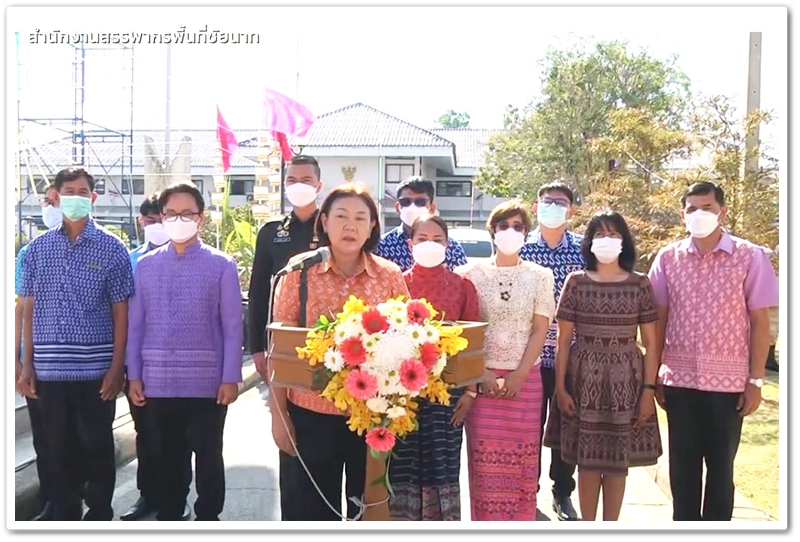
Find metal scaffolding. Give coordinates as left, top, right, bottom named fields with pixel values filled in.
left=15, top=34, right=136, bottom=247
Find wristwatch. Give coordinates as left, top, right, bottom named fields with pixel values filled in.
left=466, top=390, right=478, bottom=399
left=748, top=377, right=764, bottom=388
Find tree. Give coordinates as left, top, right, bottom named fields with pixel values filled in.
left=436, top=110, right=471, bottom=128
left=691, top=95, right=779, bottom=254
left=477, top=40, right=692, bottom=198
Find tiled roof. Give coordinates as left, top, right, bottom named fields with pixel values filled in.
left=289, top=103, right=455, bottom=148
left=19, top=127, right=261, bottom=171
left=429, top=128, right=499, bottom=169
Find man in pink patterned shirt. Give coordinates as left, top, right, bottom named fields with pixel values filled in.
left=648, top=182, right=778, bottom=521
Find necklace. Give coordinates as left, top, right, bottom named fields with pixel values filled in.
left=496, top=260, right=523, bottom=302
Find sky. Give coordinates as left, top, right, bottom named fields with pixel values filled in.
left=9, top=5, right=787, bottom=152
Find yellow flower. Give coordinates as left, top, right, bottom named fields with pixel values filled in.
left=346, top=401, right=381, bottom=435
left=321, top=369, right=353, bottom=411
left=388, top=414, right=415, bottom=436
left=419, top=376, right=451, bottom=406
left=337, top=295, right=368, bottom=321
left=437, top=326, right=469, bottom=357
left=296, top=330, right=335, bottom=366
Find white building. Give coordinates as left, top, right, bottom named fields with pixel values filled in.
left=15, top=103, right=503, bottom=243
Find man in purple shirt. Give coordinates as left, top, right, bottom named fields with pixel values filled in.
left=126, top=181, right=244, bottom=521
left=648, top=182, right=778, bottom=521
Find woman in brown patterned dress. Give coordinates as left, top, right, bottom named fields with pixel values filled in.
left=543, top=211, right=662, bottom=521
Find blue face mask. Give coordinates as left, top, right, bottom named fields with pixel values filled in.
left=59, top=195, right=93, bottom=221
left=537, top=203, right=568, bottom=229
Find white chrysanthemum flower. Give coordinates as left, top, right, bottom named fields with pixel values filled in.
left=432, top=352, right=448, bottom=377
left=371, top=330, right=415, bottom=371
left=422, top=324, right=440, bottom=344
left=366, top=397, right=390, bottom=414
left=397, top=397, right=407, bottom=406
left=386, top=406, right=407, bottom=419
left=363, top=333, right=382, bottom=354
left=323, top=350, right=345, bottom=372
left=378, top=373, right=402, bottom=396
left=406, top=324, right=428, bottom=346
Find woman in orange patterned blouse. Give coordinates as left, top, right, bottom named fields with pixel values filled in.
left=270, top=182, right=409, bottom=521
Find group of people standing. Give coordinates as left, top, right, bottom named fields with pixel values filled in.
left=15, top=155, right=778, bottom=523
left=15, top=168, right=244, bottom=521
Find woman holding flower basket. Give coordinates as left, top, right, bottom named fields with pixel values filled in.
left=459, top=201, right=555, bottom=521
left=388, top=214, right=482, bottom=521
left=270, top=183, right=409, bottom=521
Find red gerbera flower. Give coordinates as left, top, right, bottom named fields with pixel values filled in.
left=344, top=369, right=379, bottom=400
left=399, top=358, right=428, bottom=392
left=340, top=336, right=367, bottom=367
left=407, top=300, right=431, bottom=325
left=361, top=308, right=390, bottom=335
left=419, top=342, right=440, bottom=370
left=365, top=427, right=397, bottom=452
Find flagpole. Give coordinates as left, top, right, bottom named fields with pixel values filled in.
left=295, top=36, right=300, bottom=101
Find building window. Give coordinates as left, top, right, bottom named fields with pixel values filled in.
left=94, top=178, right=105, bottom=194
left=192, top=177, right=204, bottom=195
left=436, top=181, right=473, bottom=198
left=385, top=164, right=415, bottom=184
left=133, top=178, right=145, bottom=195
left=229, top=176, right=254, bottom=196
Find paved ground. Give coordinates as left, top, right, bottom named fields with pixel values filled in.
left=107, top=382, right=675, bottom=522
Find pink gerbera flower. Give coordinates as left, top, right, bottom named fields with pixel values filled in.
left=365, top=427, right=397, bottom=452
left=340, top=337, right=367, bottom=367
left=406, top=300, right=431, bottom=325
left=399, top=359, right=428, bottom=392
left=419, top=342, right=440, bottom=371
left=344, top=369, right=379, bottom=400
left=361, top=308, right=390, bottom=335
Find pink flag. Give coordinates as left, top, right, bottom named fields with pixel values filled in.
left=216, top=106, right=238, bottom=172
left=262, top=88, right=316, bottom=138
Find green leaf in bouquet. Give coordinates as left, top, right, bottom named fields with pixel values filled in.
left=369, top=448, right=390, bottom=461
left=385, top=475, right=395, bottom=498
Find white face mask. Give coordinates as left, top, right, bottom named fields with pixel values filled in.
left=163, top=218, right=199, bottom=243
left=144, top=223, right=170, bottom=247
left=685, top=210, right=719, bottom=238
left=42, top=205, right=63, bottom=229
left=399, top=205, right=429, bottom=227
left=591, top=237, right=623, bottom=264
left=493, top=229, right=526, bottom=255
left=285, top=183, right=318, bottom=208
left=537, top=203, right=568, bottom=229
left=412, top=241, right=447, bottom=268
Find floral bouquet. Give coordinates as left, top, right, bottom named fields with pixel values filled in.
left=296, top=295, right=469, bottom=490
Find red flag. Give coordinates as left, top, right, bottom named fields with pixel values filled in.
left=273, top=131, right=293, bottom=161
left=216, top=106, right=238, bottom=172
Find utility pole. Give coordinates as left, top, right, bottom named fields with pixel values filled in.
left=744, top=32, right=762, bottom=180
left=165, top=43, right=172, bottom=165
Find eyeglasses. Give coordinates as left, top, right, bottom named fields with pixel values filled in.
left=540, top=197, right=571, bottom=207
left=496, top=221, right=526, bottom=233
left=163, top=211, right=201, bottom=222
left=398, top=197, right=429, bottom=208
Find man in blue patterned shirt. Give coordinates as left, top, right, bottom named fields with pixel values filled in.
left=519, top=181, right=585, bottom=521
left=18, top=167, right=134, bottom=521
left=374, top=176, right=468, bottom=271
left=14, top=184, right=63, bottom=521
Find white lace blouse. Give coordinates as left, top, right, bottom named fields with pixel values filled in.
left=458, top=260, right=555, bottom=371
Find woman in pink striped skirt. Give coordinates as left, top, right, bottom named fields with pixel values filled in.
left=458, top=201, right=555, bottom=521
